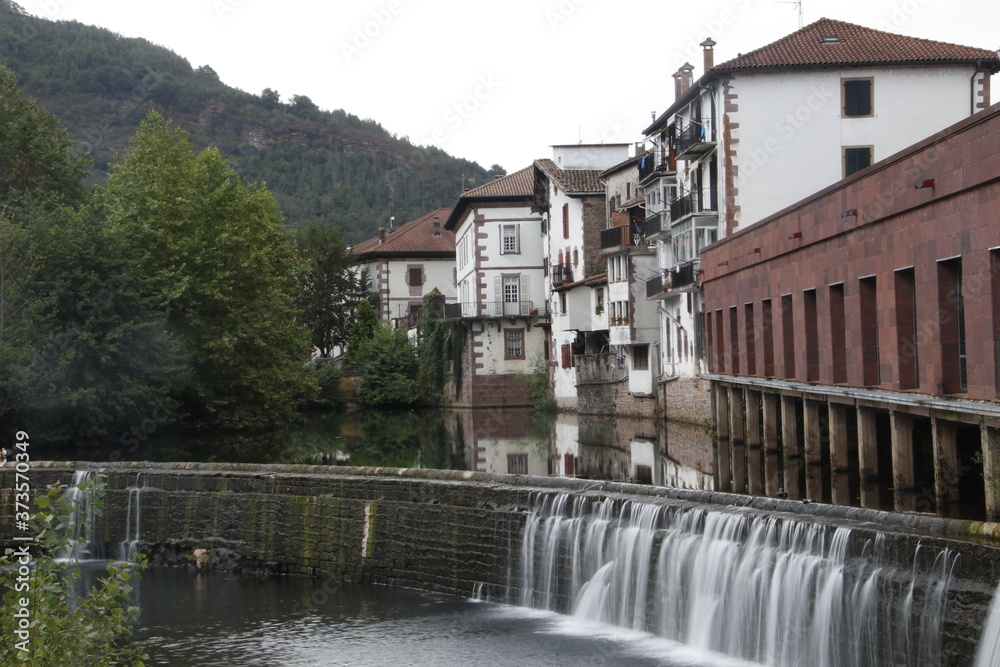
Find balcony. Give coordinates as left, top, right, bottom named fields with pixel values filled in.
left=551, top=263, right=574, bottom=287
left=676, top=120, right=716, bottom=159
left=669, top=190, right=718, bottom=225
left=645, top=273, right=666, bottom=299
left=669, top=260, right=700, bottom=291
left=643, top=210, right=668, bottom=239
left=448, top=301, right=536, bottom=319
left=638, top=154, right=675, bottom=187
left=600, top=225, right=656, bottom=253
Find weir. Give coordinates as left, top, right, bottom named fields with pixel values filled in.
left=3, top=462, right=1000, bottom=666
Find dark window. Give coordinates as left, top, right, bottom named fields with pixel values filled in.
left=504, top=329, right=525, bottom=360
left=761, top=299, right=775, bottom=377
left=561, top=343, right=572, bottom=369
left=507, top=454, right=527, bottom=475
left=829, top=284, right=847, bottom=383
left=938, top=258, right=967, bottom=393
left=633, top=344, right=649, bottom=371
left=729, top=306, right=740, bottom=374
left=804, top=289, right=818, bottom=381
left=860, top=276, right=880, bottom=386
left=844, top=146, right=872, bottom=177
left=781, top=295, right=795, bottom=379
left=894, top=269, right=918, bottom=389
left=408, top=267, right=423, bottom=286
left=744, top=303, right=756, bottom=376
left=843, top=79, right=873, bottom=116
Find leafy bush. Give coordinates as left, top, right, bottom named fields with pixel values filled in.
left=354, top=323, right=425, bottom=407
left=0, top=477, right=147, bottom=665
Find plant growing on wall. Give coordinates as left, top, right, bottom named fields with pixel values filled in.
left=0, top=477, right=148, bottom=665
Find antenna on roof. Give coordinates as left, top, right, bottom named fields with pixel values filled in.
left=776, top=0, right=803, bottom=29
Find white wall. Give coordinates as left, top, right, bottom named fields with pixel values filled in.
left=729, top=65, right=976, bottom=230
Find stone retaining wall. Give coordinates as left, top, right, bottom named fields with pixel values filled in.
left=3, top=462, right=1000, bottom=664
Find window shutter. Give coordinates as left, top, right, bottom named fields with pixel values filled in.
left=493, top=275, right=502, bottom=317
left=514, top=224, right=521, bottom=254
left=562, top=203, right=570, bottom=239
left=561, top=343, right=571, bottom=369
left=520, top=274, right=530, bottom=314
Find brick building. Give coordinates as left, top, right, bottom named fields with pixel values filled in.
left=700, top=102, right=1000, bottom=520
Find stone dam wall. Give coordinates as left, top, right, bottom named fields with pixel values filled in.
left=3, top=462, right=1000, bottom=664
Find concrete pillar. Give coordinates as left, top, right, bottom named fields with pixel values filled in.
left=730, top=387, right=747, bottom=494
left=803, top=399, right=824, bottom=501
left=932, top=418, right=960, bottom=518
left=781, top=395, right=802, bottom=499
left=890, top=411, right=916, bottom=513
left=745, top=391, right=763, bottom=496
left=762, top=393, right=781, bottom=497
left=981, top=424, right=1000, bottom=521
left=857, top=406, right=880, bottom=509
left=715, top=384, right=731, bottom=492
left=828, top=403, right=851, bottom=505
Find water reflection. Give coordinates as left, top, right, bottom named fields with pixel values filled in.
left=37, top=409, right=714, bottom=491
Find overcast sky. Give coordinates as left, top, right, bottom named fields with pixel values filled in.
left=23, top=0, right=1000, bottom=173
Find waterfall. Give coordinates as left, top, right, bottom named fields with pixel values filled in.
left=118, top=472, right=146, bottom=561
left=976, top=583, right=1000, bottom=667
left=55, top=471, right=105, bottom=562
left=512, top=492, right=957, bottom=667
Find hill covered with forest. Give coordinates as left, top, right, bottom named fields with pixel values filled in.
left=0, top=0, right=498, bottom=242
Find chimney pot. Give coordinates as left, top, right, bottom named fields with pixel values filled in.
left=701, top=38, right=717, bottom=71
left=673, top=62, right=695, bottom=100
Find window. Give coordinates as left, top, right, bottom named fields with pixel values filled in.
left=829, top=283, right=847, bottom=383
left=843, top=78, right=873, bottom=117
left=844, top=146, right=873, bottom=177
left=507, top=454, right=527, bottom=475
left=562, top=203, right=570, bottom=239
left=859, top=276, right=880, bottom=386
left=596, top=288, right=604, bottom=308
left=504, top=329, right=525, bottom=359
left=561, top=343, right=572, bottom=369
left=501, top=224, right=519, bottom=254
left=503, top=275, right=520, bottom=316
left=633, top=344, right=649, bottom=371
left=894, top=269, right=918, bottom=389
left=408, top=266, right=423, bottom=287
left=938, top=258, right=967, bottom=393
left=804, top=289, right=818, bottom=381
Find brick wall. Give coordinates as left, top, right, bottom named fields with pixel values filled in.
left=702, top=103, right=1000, bottom=401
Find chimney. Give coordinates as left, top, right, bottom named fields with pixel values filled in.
left=432, top=217, right=442, bottom=237
left=673, top=62, right=695, bottom=100
left=701, top=38, right=717, bottom=72
left=378, top=227, right=386, bottom=244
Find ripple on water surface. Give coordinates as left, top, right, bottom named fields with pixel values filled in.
left=131, top=568, right=759, bottom=667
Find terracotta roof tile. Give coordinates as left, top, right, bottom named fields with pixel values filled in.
left=461, top=166, right=535, bottom=197
left=716, top=18, right=1000, bottom=71
left=534, top=159, right=605, bottom=195
left=352, top=207, right=454, bottom=259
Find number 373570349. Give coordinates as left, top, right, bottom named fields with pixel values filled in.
left=12, top=430, right=30, bottom=524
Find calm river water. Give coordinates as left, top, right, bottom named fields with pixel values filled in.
left=119, top=566, right=752, bottom=667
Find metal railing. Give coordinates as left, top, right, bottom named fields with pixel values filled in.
left=448, top=301, right=536, bottom=318
left=676, top=120, right=715, bottom=158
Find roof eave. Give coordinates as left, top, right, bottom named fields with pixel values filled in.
left=643, top=72, right=719, bottom=136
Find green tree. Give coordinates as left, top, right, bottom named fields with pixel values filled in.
left=101, top=111, right=316, bottom=428
left=346, top=299, right=378, bottom=365
left=354, top=322, right=424, bottom=407
left=415, top=290, right=454, bottom=402
left=0, top=476, right=148, bottom=665
left=294, top=222, right=371, bottom=358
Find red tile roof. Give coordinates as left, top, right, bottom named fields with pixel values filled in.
left=534, top=159, right=605, bottom=195
left=351, top=207, right=454, bottom=260
left=444, top=166, right=536, bottom=230
left=461, top=166, right=535, bottom=197
left=716, top=18, right=1000, bottom=71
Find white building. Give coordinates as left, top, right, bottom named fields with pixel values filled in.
left=351, top=207, right=456, bottom=328
left=533, top=144, right=630, bottom=408
left=444, top=168, right=548, bottom=407
left=641, top=18, right=999, bottom=415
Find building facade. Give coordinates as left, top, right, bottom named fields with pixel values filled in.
left=701, top=102, right=1000, bottom=520
left=351, top=207, right=456, bottom=328
left=444, top=168, right=547, bottom=407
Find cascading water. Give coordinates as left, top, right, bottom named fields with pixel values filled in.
left=976, top=583, right=1000, bottom=667
left=118, top=472, right=147, bottom=561
left=55, top=470, right=104, bottom=562
left=512, top=492, right=958, bottom=667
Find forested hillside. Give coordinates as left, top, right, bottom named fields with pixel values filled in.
left=0, top=0, right=497, bottom=241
